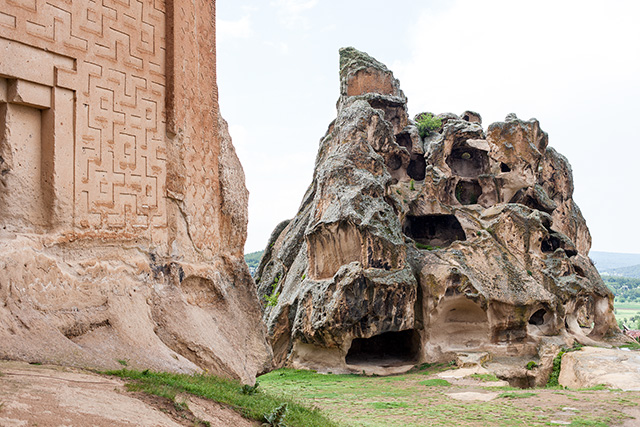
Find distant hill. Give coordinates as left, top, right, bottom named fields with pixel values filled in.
left=601, top=264, right=640, bottom=279
left=603, top=275, right=640, bottom=303
left=590, top=251, right=640, bottom=271
left=244, top=250, right=264, bottom=276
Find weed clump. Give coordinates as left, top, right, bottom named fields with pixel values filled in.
left=416, top=113, right=442, bottom=138
left=547, top=342, right=583, bottom=387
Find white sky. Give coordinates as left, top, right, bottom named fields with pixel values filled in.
left=217, top=0, right=640, bottom=255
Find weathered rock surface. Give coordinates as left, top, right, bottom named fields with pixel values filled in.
left=255, top=47, right=619, bottom=381
left=0, top=361, right=258, bottom=426
left=0, top=1, right=270, bottom=384
left=559, top=347, right=640, bottom=391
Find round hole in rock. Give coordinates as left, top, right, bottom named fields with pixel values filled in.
left=387, top=154, right=402, bottom=171
left=395, top=132, right=413, bottom=151
left=446, top=146, right=489, bottom=178
left=403, top=214, right=466, bottom=248
left=407, top=154, right=426, bottom=181
left=528, top=309, right=546, bottom=326
left=346, top=329, right=420, bottom=366
left=455, top=180, right=482, bottom=205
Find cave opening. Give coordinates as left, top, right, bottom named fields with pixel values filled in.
left=528, top=309, right=547, bottom=326
left=541, top=232, right=577, bottom=257
left=455, top=180, right=482, bottom=205
left=346, top=329, right=420, bottom=366
left=446, top=145, right=489, bottom=178
left=500, top=162, right=511, bottom=172
left=403, top=214, right=466, bottom=248
left=407, top=154, right=426, bottom=180
left=541, top=234, right=561, bottom=253
left=395, top=132, right=413, bottom=151
left=509, top=189, right=554, bottom=214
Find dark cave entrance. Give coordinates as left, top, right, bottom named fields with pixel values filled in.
left=346, top=329, right=420, bottom=366
left=446, top=145, right=489, bottom=178
left=407, top=154, right=426, bottom=181
left=528, top=309, right=547, bottom=326
left=455, top=180, right=482, bottom=205
left=541, top=232, right=577, bottom=257
left=395, top=132, right=413, bottom=151
left=403, top=214, right=466, bottom=248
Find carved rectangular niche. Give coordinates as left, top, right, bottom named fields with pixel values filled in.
left=0, top=37, right=75, bottom=233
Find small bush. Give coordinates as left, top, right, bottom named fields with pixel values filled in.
left=416, top=113, right=442, bottom=138
left=526, top=361, right=538, bottom=370
left=263, top=403, right=288, bottom=426
left=242, top=382, right=260, bottom=395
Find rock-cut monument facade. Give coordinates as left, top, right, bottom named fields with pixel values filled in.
left=0, top=0, right=270, bottom=384
left=256, top=47, right=620, bottom=385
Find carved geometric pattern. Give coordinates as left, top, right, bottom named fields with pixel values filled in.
left=166, top=0, right=221, bottom=255
left=0, top=0, right=168, bottom=237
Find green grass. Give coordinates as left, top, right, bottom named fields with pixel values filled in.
left=620, top=341, right=640, bottom=350
left=419, top=379, right=451, bottom=387
left=369, top=402, right=410, bottom=409
left=469, top=373, right=500, bottom=382
left=106, top=369, right=338, bottom=427
left=613, top=300, right=640, bottom=325
left=499, top=392, right=537, bottom=399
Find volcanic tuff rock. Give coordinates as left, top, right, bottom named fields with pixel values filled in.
left=255, top=47, right=619, bottom=380
left=0, top=0, right=270, bottom=384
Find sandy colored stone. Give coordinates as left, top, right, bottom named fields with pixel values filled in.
left=559, top=346, right=640, bottom=391
left=0, top=1, right=270, bottom=384
left=445, top=391, right=499, bottom=402
left=255, top=47, right=619, bottom=383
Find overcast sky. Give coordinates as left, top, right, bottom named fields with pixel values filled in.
left=217, top=0, right=640, bottom=255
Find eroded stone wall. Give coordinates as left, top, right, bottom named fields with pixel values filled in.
left=0, top=0, right=270, bottom=383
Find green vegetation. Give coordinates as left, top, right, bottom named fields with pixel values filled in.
left=605, top=275, right=640, bottom=303
left=547, top=343, right=583, bottom=387
left=257, top=366, right=634, bottom=427
left=499, top=392, right=537, bottom=399
left=409, top=179, right=415, bottom=191
left=603, top=264, right=640, bottom=279
left=117, top=359, right=128, bottom=366
left=419, top=378, right=451, bottom=387
left=106, top=369, right=337, bottom=427
left=613, top=300, right=640, bottom=328
left=526, top=361, right=538, bottom=370
left=244, top=250, right=264, bottom=271
left=416, top=113, right=442, bottom=138
left=469, top=373, right=500, bottom=382
left=369, top=402, right=410, bottom=409
left=265, top=276, right=281, bottom=307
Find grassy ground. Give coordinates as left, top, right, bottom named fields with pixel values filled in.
left=614, top=300, right=640, bottom=326
left=107, top=369, right=338, bottom=427
left=258, top=364, right=640, bottom=427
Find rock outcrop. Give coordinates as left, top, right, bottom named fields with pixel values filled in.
left=0, top=1, right=270, bottom=384
left=559, top=347, right=640, bottom=391
left=255, top=47, right=619, bottom=381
